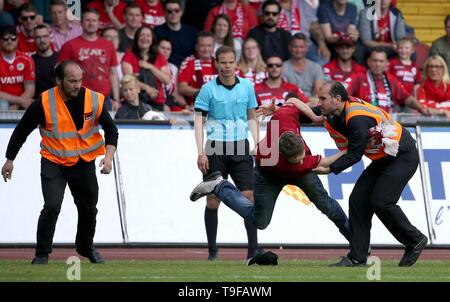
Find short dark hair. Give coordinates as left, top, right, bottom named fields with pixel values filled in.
left=215, top=45, right=236, bottom=61
left=54, top=60, right=80, bottom=81
left=327, top=81, right=349, bottom=102
left=163, top=0, right=183, bottom=10
left=262, top=0, right=281, bottom=13
left=50, top=0, right=67, bottom=9
left=124, top=3, right=142, bottom=15
left=445, top=14, right=450, bottom=25
left=34, top=24, right=50, bottom=33
left=368, top=47, right=388, bottom=59
left=291, top=32, right=308, bottom=43
left=279, top=132, right=304, bottom=159
left=82, top=8, right=100, bottom=20
left=197, top=31, right=215, bottom=43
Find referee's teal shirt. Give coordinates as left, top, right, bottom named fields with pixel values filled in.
left=194, top=77, right=258, bottom=142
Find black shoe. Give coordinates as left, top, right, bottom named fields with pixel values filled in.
left=31, top=254, right=48, bottom=265
left=330, top=256, right=367, bottom=267
left=246, top=248, right=264, bottom=260
left=399, top=235, right=428, bottom=267
left=247, top=250, right=278, bottom=266
left=190, top=171, right=224, bottom=201
left=76, top=247, right=105, bottom=264
left=208, top=250, right=218, bottom=261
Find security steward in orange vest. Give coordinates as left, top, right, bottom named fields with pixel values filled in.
left=1, top=60, right=118, bottom=265
left=313, top=81, right=428, bottom=267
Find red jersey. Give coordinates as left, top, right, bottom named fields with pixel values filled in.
left=16, top=32, right=37, bottom=57
left=256, top=104, right=321, bottom=178
left=122, top=50, right=168, bottom=105
left=388, top=58, right=422, bottom=95
left=86, top=0, right=126, bottom=29
left=323, top=59, right=366, bottom=88
left=136, top=0, right=166, bottom=28
left=178, top=55, right=218, bottom=105
left=417, top=80, right=450, bottom=110
left=0, top=51, right=35, bottom=96
left=238, top=69, right=267, bottom=85
left=347, top=71, right=410, bottom=113
left=377, top=13, right=391, bottom=42
left=57, top=36, right=118, bottom=97
left=255, top=80, right=307, bottom=106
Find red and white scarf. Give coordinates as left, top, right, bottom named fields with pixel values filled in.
left=277, top=0, right=301, bottom=33
left=219, top=2, right=245, bottom=39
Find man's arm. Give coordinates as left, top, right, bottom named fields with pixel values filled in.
left=247, top=108, right=259, bottom=149
left=98, top=102, right=118, bottom=174
left=286, top=98, right=324, bottom=124
left=109, top=66, right=120, bottom=111
left=194, top=110, right=208, bottom=174
left=178, top=82, right=200, bottom=98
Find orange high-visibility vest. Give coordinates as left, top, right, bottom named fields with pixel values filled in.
left=39, top=87, right=106, bottom=166
left=324, top=98, right=403, bottom=161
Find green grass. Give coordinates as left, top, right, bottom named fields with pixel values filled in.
left=1, top=259, right=450, bottom=282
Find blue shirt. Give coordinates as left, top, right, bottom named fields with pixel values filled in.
left=195, top=77, right=258, bottom=142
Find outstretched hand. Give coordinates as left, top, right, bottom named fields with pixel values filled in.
left=256, top=98, right=276, bottom=117
left=1, top=160, right=14, bottom=182
left=312, top=166, right=331, bottom=175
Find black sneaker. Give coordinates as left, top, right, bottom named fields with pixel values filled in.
left=76, top=247, right=105, bottom=264
left=329, top=256, right=367, bottom=267
left=190, top=171, right=224, bottom=202
left=207, top=250, right=218, bottom=261
left=399, top=235, right=428, bottom=267
left=247, top=250, right=278, bottom=266
left=31, top=254, right=49, bottom=265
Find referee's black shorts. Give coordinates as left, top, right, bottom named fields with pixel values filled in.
left=203, top=139, right=254, bottom=191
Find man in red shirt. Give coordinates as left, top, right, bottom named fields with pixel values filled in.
left=136, top=0, right=166, bottom=28
left=0, top=26, right=35, bottom=110
left=323, top=35, right=365, bottom=88
left=347, top=48, right=426, bottom=114
left=58, top=9, right=120, bottom=111
left=255, top=55, right=307, bottom=107
left=190, top=97, right=351, bottom=264
left=16, top=3, right=39, bottom=56
left=178, top=31, right=217, bottom=107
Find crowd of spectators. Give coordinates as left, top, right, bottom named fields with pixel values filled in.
left=0, top=0, right=449, bottom=120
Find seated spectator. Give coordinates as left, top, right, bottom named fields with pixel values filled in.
left=248, top=0, right=291, bottom=61
left=86, top=0, right=126, bottom=30
left=118, top=3, right=143, bottom=52
left=16, top=3, right=40, bottom=56
left=157, top=37, right=186, bottom=111
left=115, top=74, right=153, bottom=119
left=347, top=47, right=426, bottom=114
left=237, top=37, right=267, bottom=85
left=389, top=37, right=422, bottom=96
left=0, top=25, right=35, bottom=110
left=136, top=0, right=165, bottom=28
left=32, top=24, right=57, bottom=98
left=254, top=55, right=307, bottom=107
left=102, top=27, right=124, bottom=82
left=323, top=34, right=365, bottom=88
left=430, top=15, right=450, bottom=76
left=154, top=0, right=198, bottom=67
left=358, top=0, right=406, bottom=59
left=318, top=0, right=359, bottom=49
left=277, top=0, right=330, bottom=65
left=49, top=0, right=82, bottom=52
left=121, top=25, right=170, bottom=111
left=178, top=31, right=217, bottom=108
left=417, top=55, right=450, bottom=119
left=211, top=14, right=242, bottom=60
left=204, top=0, right=258, bottom=43
left=283, top=33, right=324, bottom=97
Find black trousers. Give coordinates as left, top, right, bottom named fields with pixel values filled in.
left=348, top=146, right=424, bottom=262
left=35, top=157, right=99, bottom=256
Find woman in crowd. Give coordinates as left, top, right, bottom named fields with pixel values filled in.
left=237, top=37, right=266, bottom=85
left=210, top=13, right=242, bottom=60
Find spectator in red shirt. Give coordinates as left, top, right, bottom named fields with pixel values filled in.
left=86, top=0, right=126, bottom=30
left=237, top=37, right=267, bottom=85
left=204, top=0, right=259, bottom=42
left=178, top=31, right=217, bottom=108
left=121, top=25, right=170, bottom=111
left=16, top=3, right=40, bottom=56
left=190, top=98, right=350, bottom=256
left=0, top=25, right=35, bottom=110
left=255, top=55, right=306, bottom=107
left=57, top=9, right=120, bottom=111
left=323, top=35, right=366, bottom=88
left=417, top=55, right=450, bottom=119
left=135, top=0, right=165, bottom=28
left=389, top=37, right=422, bottom=96
left=347, top=47, right=426, bottom=114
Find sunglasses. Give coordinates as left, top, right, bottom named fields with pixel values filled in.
left=1, top=36, right=17, bottom=42
left=21, top=15, right=36, bottom=21
left=264, top=11, right=279, bottom=17
left=166, top=9, right=181, bottom=14
left=267, top=63, right=282, bottom=68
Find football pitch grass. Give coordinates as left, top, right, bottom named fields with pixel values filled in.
left=1, top=259, right=450, bottom=282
